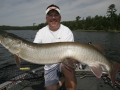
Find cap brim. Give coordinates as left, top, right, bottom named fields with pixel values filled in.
left=46, top=7, right=60, bottom=14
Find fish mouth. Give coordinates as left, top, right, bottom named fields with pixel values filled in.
left=0, top=30, right=6, bottom=42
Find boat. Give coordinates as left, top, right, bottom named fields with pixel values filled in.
left=0, top=65, right=120, bottom=90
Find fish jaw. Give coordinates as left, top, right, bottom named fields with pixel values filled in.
left=0, top=30, right=7, bottom=43
left=0, top=31, right=22, bottom=54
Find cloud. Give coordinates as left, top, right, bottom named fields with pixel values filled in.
left=0, top=0, right=120, bottom=26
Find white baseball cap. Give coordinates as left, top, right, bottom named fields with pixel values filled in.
left=46, top=4, right=60, bottom=15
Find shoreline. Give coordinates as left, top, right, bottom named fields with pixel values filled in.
left=1, top=29, right=120, bottom=33
left=30, top=29, right=120, bottom=32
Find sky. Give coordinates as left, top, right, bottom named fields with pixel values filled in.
left=0, top=0, right=120, bottom=26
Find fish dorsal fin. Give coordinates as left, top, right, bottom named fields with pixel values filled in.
left=90, top=65, right=102, bottom=78
left=14, top=54, right=21, bottom=68
left=89, top=43, right=105, bottom=55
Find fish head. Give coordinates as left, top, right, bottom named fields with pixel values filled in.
left=0, top=31, right=15, bottom=46
left=0, top=31, right=22, bottom=54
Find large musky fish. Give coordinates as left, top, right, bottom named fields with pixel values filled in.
left=0, top=30, right=120, bottom=86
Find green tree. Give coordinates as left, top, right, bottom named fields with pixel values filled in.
left=107, top=4, right=117, bottom=18
left=107, top=4, right=117, bottom=30
left=76, top=16, right=81, bottom=21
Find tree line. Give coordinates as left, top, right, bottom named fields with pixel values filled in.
left=0, top=4, right=120, bottom=32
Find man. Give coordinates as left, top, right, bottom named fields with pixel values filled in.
left=34, top=4, right=76, bottom=90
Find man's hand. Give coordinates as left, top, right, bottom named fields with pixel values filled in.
left=62, top=58, right=79, bottom=70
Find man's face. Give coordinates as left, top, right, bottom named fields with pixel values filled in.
left=46, top=10, right=61, bottom=30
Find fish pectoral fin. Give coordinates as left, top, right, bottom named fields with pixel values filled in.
left=90, top=65, right=102, bottom=78
left=14, top=54, right=21, bottom=68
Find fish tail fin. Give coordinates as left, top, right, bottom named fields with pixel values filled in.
left=110, top=62, right=120, bottom=85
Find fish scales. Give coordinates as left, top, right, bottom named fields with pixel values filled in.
left=15, top=41, right=111, bottom=71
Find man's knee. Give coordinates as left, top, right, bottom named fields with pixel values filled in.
left=61, top=63, right=75, bottom=78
